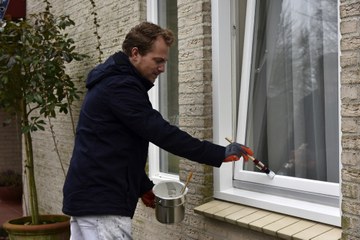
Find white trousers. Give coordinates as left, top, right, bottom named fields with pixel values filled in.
left=70, top=215, right=133, bottom=240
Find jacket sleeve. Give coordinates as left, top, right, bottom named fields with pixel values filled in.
left=140, top=170, right=154, bottom=196
left=107, top=78, right=225, bottom=167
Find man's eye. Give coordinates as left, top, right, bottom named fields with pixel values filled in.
left=155, top=59, right=166, bottom=64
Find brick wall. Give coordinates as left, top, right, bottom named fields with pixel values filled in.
left=340, top=0, right=360, bottom=239
left=23, top=0, right=358, bottom=239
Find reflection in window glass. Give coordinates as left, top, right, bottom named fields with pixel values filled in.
left=245, top=0, right=339, bottom=183
left=158, top=0, right=179, bottom=174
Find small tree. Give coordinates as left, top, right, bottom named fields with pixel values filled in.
left=0, top=1, right=87, bottom=225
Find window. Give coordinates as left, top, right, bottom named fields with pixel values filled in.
left=147, top=0, right=180, bottom=181
left=212, top=0, right=340, bottom=226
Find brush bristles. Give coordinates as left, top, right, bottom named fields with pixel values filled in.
left=267, top=171, right=276, bottom=179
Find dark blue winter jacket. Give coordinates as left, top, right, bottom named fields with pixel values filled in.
left=62, top=52, right=225, bottom=218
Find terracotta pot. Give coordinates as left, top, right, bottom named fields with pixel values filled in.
left=2, top=215, right=70, bottom=240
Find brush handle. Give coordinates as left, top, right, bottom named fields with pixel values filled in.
left=181, top=172, right=193, bottom=195
left=225, top=137, right=275, bottom=178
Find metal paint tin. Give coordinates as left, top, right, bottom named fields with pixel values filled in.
left=153, top=181, right=188, bottom=224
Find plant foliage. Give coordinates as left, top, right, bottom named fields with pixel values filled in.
left=0, top=1, right=88, bottom=224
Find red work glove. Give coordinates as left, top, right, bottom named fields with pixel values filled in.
left=141, top=190, right=155, bottom=208
left=224, top=142, right=254, bottom=162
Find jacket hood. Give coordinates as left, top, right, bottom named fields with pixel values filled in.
left=85, top=51, right=154, bottom=90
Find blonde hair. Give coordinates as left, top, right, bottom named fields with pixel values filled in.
left=122, top=22, right=174, bottom=56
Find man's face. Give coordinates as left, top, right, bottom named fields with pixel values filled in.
left=129, top=36, right=169, bottom=83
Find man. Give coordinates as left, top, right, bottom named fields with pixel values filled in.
left=63, top=21, right=253, bottom=240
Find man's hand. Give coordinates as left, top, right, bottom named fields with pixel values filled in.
left=224, top=142, right=254, bottom=162
left=141, top=190, right=155, bottom=208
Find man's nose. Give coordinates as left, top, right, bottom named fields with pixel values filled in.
left=158, top=63, right=165, bottom=72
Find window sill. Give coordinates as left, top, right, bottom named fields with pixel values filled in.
left=194, top=200, right=342, bottom=240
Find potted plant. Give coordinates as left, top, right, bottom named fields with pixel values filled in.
left=0, top=0, right=87, bottom=238
left=0, top=169, right=22, bottom=202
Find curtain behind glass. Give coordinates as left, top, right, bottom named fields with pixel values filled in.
left=245, top=0, right=339, bottom=182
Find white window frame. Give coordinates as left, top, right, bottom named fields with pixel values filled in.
left=147, top=0, right=179, bottom=184
left=211, top=0, right=341, bottom=226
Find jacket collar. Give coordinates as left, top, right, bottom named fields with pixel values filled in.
left=113, top=52, right=154, bottom=91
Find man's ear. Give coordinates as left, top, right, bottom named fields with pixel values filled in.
left=130, top=47, right=139, bottom=59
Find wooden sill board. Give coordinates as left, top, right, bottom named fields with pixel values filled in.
left=194, top=200, right=342, bottom=240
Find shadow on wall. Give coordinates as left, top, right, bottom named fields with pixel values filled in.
left=0, top=109, right=22, bottom=174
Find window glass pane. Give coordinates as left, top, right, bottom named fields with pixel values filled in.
left=158, top=0, right=179, bottom=174
left=244, top=0, right=339, bottom=183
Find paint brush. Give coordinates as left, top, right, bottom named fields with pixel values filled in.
left=181, top=171, right=193, bottom=195
left=225, top=137, right=275, bottom=179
